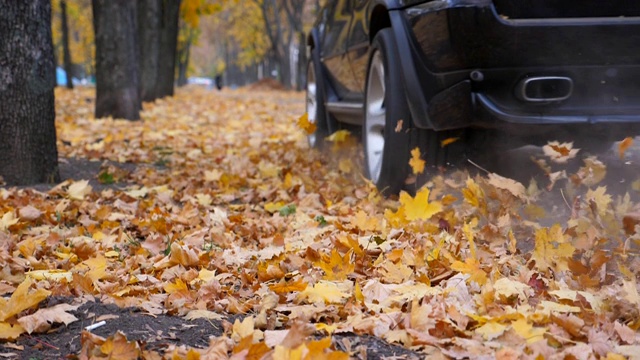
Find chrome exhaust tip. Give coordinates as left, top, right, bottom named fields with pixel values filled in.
left=515, top=76, right=573, bottom=102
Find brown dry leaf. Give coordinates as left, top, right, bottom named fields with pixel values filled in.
left=67, top=179, right=92, bottom=200
left=17, top=303, right=79, bottom=334
left=487, top=173, right=528, bottom=200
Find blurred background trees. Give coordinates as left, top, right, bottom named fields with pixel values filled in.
left=51, top=0, right=319, bottom=96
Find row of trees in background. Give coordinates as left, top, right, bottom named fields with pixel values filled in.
left=0, top=0, right=316, bottom=185
left=52, top=0, right=318, bottom=95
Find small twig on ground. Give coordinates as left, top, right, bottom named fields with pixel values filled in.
left=26, top=334, right=60, bottom=350
left=467, top=159, right=490, bottom=174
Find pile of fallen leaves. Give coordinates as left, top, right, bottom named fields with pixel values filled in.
left=1, top=85, right=640, bottom=359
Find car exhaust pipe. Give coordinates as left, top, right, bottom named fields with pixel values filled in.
left=515, top=76, right=573, bottom=102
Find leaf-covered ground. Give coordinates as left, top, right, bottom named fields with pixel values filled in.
left=1, top=86, right=640, bottom=359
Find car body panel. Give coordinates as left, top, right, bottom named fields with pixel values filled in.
left=309, top=0, right=640, bottom=135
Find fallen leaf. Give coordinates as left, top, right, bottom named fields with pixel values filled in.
left=17, top=303, right=79, bottom=333
left=618, top=137, right=634, bottom=159
left=542, top=141, right=579, bottom=163
left=67, top=179, right=92, bottom=200
left=409, top=147, right=425, bottom=175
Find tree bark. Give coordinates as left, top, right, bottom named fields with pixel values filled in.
left=176, top=25, right=194, bottom=87
left=61, top=0, right=74, bottom=89
left=138, top=0, right=161, bottom=102
left=0, top=1, right=60, bottom=185
left=296, top=31, right=306, bottom=91
left=156, top=0, right=181, bottom=98
left=92, top=0, right=141, bottom=120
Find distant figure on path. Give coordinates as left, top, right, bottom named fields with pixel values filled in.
left=215, top=75, right=223, bottom=90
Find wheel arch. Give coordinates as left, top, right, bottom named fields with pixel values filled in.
left=369, top=5, right=391, bottom=44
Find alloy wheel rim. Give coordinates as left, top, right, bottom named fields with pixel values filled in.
left=306, top=62, right=318, bottom=147
left=365, top=51, right=386, bottom=184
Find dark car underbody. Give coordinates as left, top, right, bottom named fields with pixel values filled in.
left=397, top=0, right=640, bottom=143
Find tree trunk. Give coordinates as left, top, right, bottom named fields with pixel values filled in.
left=0, top=1, right=60, bottom=185
left=176, top=26, right=192, bottom=87
left=156, top=0, right=181, bottom=98
left=61, top=0, right=74, bottom=89
left=92, top=0, right=141, bottom=120
left=296, top=31, right=306, bottom=91
left=137, top=0, right=161, bottom=102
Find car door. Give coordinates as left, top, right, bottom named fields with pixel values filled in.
left=320, top=0, right=359, bottom=99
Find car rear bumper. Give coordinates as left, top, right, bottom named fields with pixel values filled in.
left=394, top=1, right=640, bottom=135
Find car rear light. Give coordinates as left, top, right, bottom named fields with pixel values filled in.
left=515, top=76, right=573, bottom=102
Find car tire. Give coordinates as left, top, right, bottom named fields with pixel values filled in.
left=363, top=28, right=463, bottom=195
left=306, top=48, right=331, bottom=149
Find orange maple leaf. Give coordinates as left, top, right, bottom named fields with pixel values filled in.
left=451, top=258, right=487, bottom=285
left=619, top=137, right=634, bottom=159
left=315, top=249, right=354, bottom=281
left=297, top=113, right=316, bottom=135
left=269, top=278, right=308, bottom=294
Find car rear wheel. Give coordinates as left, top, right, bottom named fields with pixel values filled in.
left=306, top=49, right=331, bottom=149
left=364, top=29, right=462, bottom=195
left=363, top=29, right=414, bottom=194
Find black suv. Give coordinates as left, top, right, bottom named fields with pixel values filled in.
left=306, top=0, right=640, bottom=194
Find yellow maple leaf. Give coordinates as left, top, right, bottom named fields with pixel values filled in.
left=409, top=147, right=425, bottom=175
left=231, top=317, right=262, bottom=342
left=511, top=318, right=546, bottom=344
left=297, top=113, right=316, bottom=135
left=576, top=156, right=607, bottom=187
left=338, top=158, right=352, bottom=173
left=265, top=201, right=286, bottom=213
left=0, top=322, right=25, bottom=340
left=462, top=177, right=486, bottom=214
left=531, top=224, right=575, bottom=272
left=476, top=321, right=507, bottom=340
left=351, top=210, right=379, bottom=231
left=326, top=129, right=350, bottom=143
left=297, top=281, right=351, bottom=304
left=451, top=258, right=487, bottom=285
left=0, top=211, right=18, bottom=231
left=80, top=255, right=108, bottom=283
left=462, top=218, right=478, bottom=259
left=163, top=278, right=188, bottom=294
left=315, top=249, right=354, bottom=281
left=586, top=186, right=612, bottom=217
left=398, top=188, right=442, bottom=221
left=0, top=278, right=51, bottom=321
